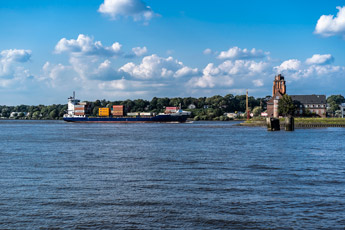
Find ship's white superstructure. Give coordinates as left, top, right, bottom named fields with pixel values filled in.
left=65, top=92, right=80, bottom=117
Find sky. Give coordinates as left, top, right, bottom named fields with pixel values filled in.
left=1, top=0, right=345, bottom=105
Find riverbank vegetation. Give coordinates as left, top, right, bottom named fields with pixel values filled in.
left=242, top=117, right=345, bottom=127
left=0, top=94, right=344, bottom=121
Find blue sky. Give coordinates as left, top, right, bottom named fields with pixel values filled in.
left=1, top=0, right=345, bottom=105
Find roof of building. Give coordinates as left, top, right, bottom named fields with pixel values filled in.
left=290, top=95, right=326, bottom=104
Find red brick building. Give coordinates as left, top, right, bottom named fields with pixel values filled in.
left=267, top=74, right=286, bottom=117
left=266, top=74, right=327, bottom=118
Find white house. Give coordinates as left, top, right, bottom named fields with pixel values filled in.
left=340, top=103, right=345, bottom=118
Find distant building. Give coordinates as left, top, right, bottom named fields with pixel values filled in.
left=188, top=104, right=196, bottom=109
left=266, top=74, right=327, bottom=118
left=225, top=113, right=238, bottom=119
left=291, top=95, right=327, bottom=118
left=340, top=103, right=345, bottom=118
left=267, top=74, right=286, bottom=117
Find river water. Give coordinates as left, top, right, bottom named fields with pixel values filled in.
left=0, top=120, right=345, bottom=229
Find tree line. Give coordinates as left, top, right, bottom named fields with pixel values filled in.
left=1, top=94, right=344, bottom=120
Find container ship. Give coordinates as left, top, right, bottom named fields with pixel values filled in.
left=63, top=93, right=191, bottom=123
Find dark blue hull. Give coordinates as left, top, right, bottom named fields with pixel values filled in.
left=63, top=115, right=189, bottom=123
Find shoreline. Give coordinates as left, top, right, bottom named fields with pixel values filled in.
left=240, top=118, right=345, bottom=128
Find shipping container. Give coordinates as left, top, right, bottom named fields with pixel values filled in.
left=166, top=107, right=178, bottom=111
left=99, top=108, right=110, bottom=116
left=127, top=112, right=140, bottom=116
left=139, top=112, right=152, bottom=116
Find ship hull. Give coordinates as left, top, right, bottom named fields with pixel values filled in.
left=63, top=114, right=189, bottom=123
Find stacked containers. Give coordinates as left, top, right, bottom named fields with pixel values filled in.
left=99, top=108, right=110, bottom=117
left=165, top=107, right=178, bottom=114
left=112, top=105, right=124, bottom=116
left=75, top=105, right=85, bottom=116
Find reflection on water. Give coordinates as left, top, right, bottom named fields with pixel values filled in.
left=0, top=120, right=345, bottom=229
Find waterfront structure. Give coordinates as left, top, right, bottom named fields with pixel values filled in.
left=291, top=95, right=327, bottom=118
left=267, top=74, right=286, bottom=117
left=267, top=74, right=327, bottom=118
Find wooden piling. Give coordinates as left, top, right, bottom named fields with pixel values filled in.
left=285, top=116, right=294, bottom=131
left=266, top=117, right=280, bottom=131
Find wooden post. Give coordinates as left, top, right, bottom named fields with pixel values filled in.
left=267, top=117, right=280, bottom=131
left=285, top=116, right=294, bottom=131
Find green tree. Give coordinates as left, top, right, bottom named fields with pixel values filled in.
left=278, top=94, right=296, bottom=116
left=327, top=95, right=345, bottom=114
left=252, top=106, right=262, bottom=117
left=32, top=111, right=40, bottom=119
left=49, top=109, right=58, bottom=119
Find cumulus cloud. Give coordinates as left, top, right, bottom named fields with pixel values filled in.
left=315, top=6, right=345, bottom=38
left=98, top=78, right=165, bottom=91
left=305, top=54, right=334, bottom=65
left=188, top=63, right=234, bottom=88
left=252, top=79, right=264, bottom=87
left=203, top=48, right=212, bottom=55
left=174, top=66, right=199, bottom=78
left=275, top=58, right=345, bottom=80
left=132, top=46, right=147, bottom=57
left=55, top=34, right=122, bottom=57
left=0, top=49, right=32, bottom=78
left=275, top=59, right=301, bottom=73
left=98, top=0, right=156, bottom=22
left=1, top=49, right=32, bottom=63
left=187, top=59, right=270, bottom=89
left=217, top=46, right=268, bottom=60
left=119, top=54, right=198, bottom=79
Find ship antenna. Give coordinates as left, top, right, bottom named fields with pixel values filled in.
left=73, top=91, right=75, bottom=99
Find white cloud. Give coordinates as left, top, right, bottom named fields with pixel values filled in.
left=0, top=49, right=32, bottom=78
left=217, top=46, right=268, bottom=60
left=203, top=48, right=212, bottom=55
left=275, top=59, right=301, bottom=72
left=315, top=6, right=345, bottom=38
left=1, top=49, right=32, bottom=63
left=186, top=59, right=270, bottom=89
left=98, top=77, right=166, bottom=91
left=132, top=46, right=147, bottom=57
left=174, top=66, right=199, bottom=78
left=98, top=0, right=156, bottom=22
left=217, top=60, right=270, bottom=75
left=55, top=34, right=122, bottom=57
left=252, top=79, right=264, bottom=87
left=274, top=58, right=345, bottom=80
left=119, top=54, right=198, bottom=79
left=305, top=54, right=334, bottom=65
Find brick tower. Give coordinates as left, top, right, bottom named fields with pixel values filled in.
left=272, top=74, right=286, bottom=96
left=267, top=74, right=286, bottom=117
